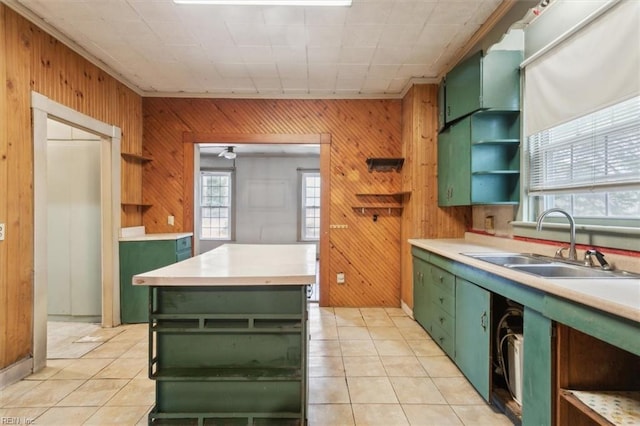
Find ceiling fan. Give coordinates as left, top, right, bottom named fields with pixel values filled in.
left=218, top=146, right=237, bottom=160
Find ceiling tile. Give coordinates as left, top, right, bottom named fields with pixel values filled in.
left=387, top=1, right=437, bottom=27
left=247, top=63, right=280, bottom=78
left=339, top=47, right=376, bottom=64
left=206, top=46, right=245, bottom=63
left=226, top=23, right=271, bottom=46
left=387, top=77, right=410, bottom=93
left=281, top=78, right=309, bottom=92
left=263, top=6, right=305, bottom=25
left=335, top=78, right=363, bottom=91
left=218, top=5, right=265, bottom=23
left=361, top=78, right=391, bottom=93
left=371, top=47, right=412, bottom=65
left=88, top=0, right=140, bottom=22
left=277, top=63, right=308, bottom=79
left=304, top=7, right=348, bottom=26
left=378, top=25, right=424, bottom=48
left=416, top=24, right=461, bottom=47
left=337, top=64, right=369, bottom=79
left=272, top=46, right=307, bottom=63
left=237, top=46, right=274, bottom=63
left=147, top=20, right=198, bottom=45
left=428, top=1, right=479, bottom=25
left=346, top=1, right=393, bottom=25
left=252, top=77, right=283, bottom=91
left=306, top=26, right=344, bottom=47
left=309, top=64, right=338, bottom=81
left=216, top=63, right=250, bottom=78
left=368, top=64, right=400, bottom=79
left=267, top=25, right=307, bottom=47
left=396, top=64, right=432, bottom=79
left=130, top=1, right=181, bottom=22
left=308, top=47, right=341, bottom=63
left=405, top=46, right=443, bottom=65
left=341, top=25, right=384, bottom=48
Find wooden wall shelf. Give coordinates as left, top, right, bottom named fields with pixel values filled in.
left=355, top=191, right=410, bottom=197
left=121, top=152, right=153, bottom=162
left=365, top=158, right=404, bottom=172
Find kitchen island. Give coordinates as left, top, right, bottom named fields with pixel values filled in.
left=133, top=243, right=317, bottom=425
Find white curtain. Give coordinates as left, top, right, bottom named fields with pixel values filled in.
left=524, top=0, right=640, bottom=136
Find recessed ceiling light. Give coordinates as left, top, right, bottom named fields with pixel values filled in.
left=173, top=0, right=351, bottom=5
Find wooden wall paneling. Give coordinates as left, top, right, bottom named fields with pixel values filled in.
left=0, top=4, right=8, bottom=368
left=3, top=7, right=34, bottom=366
left=399, top=85, right=470, bottom=311
left=0, top=6, right=144, bottom=370
left=143, top=98, right=402, bottom=307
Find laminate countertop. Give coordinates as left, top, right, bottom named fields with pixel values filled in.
left=133, top=243, right=317, bottom=287
left=409, top=236, right=640, bottom=323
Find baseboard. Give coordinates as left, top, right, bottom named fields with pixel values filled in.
left=0, top=356, right=33, bottom=390
left=401, top=300, right=414, bottom=319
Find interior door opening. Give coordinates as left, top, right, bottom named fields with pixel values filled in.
left=32, top=92, right=121, bottom=372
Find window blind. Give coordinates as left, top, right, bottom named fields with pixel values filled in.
left=527, top=96, right=640, bottom=194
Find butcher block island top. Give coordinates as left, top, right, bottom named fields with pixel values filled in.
left=133, top=243, right=317, bottom=286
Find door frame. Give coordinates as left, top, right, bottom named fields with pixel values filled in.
left=182, top=133, right=331, bottom=306
left=32, top=92, right=121, bottom=372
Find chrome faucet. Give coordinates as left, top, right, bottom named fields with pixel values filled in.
left=536, top=208, right=577, bottom=261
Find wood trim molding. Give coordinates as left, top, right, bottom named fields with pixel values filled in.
left=188, top=133, right=325, bottom=145
left=319, top=134, right=331, bottom=307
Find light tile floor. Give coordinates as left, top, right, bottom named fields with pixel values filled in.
left=0, top=306, right=513, bottom=425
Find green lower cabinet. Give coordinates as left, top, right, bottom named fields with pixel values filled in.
left=412, top=257, right=431, bottom=331
left=522, top=307, right=553, bottom=426
left=148, top=285, right=308, bottom=425
left=119, top=236, right=192, bottom=323
left=454, top=278, right=491, bottom=401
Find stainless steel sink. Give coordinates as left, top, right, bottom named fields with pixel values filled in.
left=506, top=264, right=625, bottom=278
left=463, top=252, right=639, bottom=279
left=464, top=253, right=551, bottom=265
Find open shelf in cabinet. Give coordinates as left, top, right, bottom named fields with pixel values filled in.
left=556, top=324, right=640, bottom=426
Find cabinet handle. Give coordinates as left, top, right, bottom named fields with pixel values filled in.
left=439, top=317, right=444, bottom=324
left=480, top=311, right=487, bottom=331
left=439, top=276, right=444, bottom=283
left=447, top=106, right=450, bottom=117
left=439, top=297, right=444, bottom=304
left=439, top=337, right=444, bottom=344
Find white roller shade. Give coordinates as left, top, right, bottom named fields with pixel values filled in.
left=524, top=0, right=640, bottom=136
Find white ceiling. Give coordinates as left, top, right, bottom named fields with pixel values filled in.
left=7, top=0, right=511, bottom=98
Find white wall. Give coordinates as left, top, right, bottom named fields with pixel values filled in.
left=199, top=154, right=319, bottom=254
left=47, top=119, right=102, bottom=320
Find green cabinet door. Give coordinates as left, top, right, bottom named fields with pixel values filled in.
left=522, top=307, right=552, bottom=426
left=120, top=237, right=192, bottom=323
left=444, top=50, right=522, bottom=123
left=455, top=278, right=491, bottom=401
left=446, top=51, right=482, bottom=122
left=438, top=117, right=471, bottom=206
left=412, top=257, right=431, bottom=331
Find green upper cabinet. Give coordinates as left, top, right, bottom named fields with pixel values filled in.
left=444, top=50, right=523, bottom=123
left=439, top=111, right=520, bottom=206
left=438, top=48, right=522, bottom=207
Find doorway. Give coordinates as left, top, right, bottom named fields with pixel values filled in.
left=31, top=92, right=121, bottom=372
left=182, top=133, right=331, bottom=306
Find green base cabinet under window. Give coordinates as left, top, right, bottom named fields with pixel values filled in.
left=454, top=278, right=491, bottom=401
left=119, top=237, right=192, bottom=323
left=148, top=285, right=308, bottom=425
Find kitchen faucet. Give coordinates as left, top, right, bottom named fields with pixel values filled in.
left=536, top=208, right=577, bottom=261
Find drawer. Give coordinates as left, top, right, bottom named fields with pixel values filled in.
left=430, top=306, right=454, bottom=337
left=430, top=266, right=455, bottom=295
left=430, top=322, right=454, bottom=357
left=176, top=236, right=192, bottom=252
left=431, top=282, right=455, bottom=315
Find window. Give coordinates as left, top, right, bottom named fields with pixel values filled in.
left=526, top=96, right=640, bottom=224
left=200, top=171, right=232, bottom=239
left=301, top=172, right=320, bottom=241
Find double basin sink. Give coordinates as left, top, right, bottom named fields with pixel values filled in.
left=464, top=253, right=639, bottom=279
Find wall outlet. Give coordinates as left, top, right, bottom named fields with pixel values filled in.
left=168, top=215, right=175, bottom=226
left=337, top=272, right=345, bottom=284
left=0, top=223, right=4, bottom=241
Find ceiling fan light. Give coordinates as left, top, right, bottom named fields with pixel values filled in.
left=219, top=146, right=237, bottom=159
